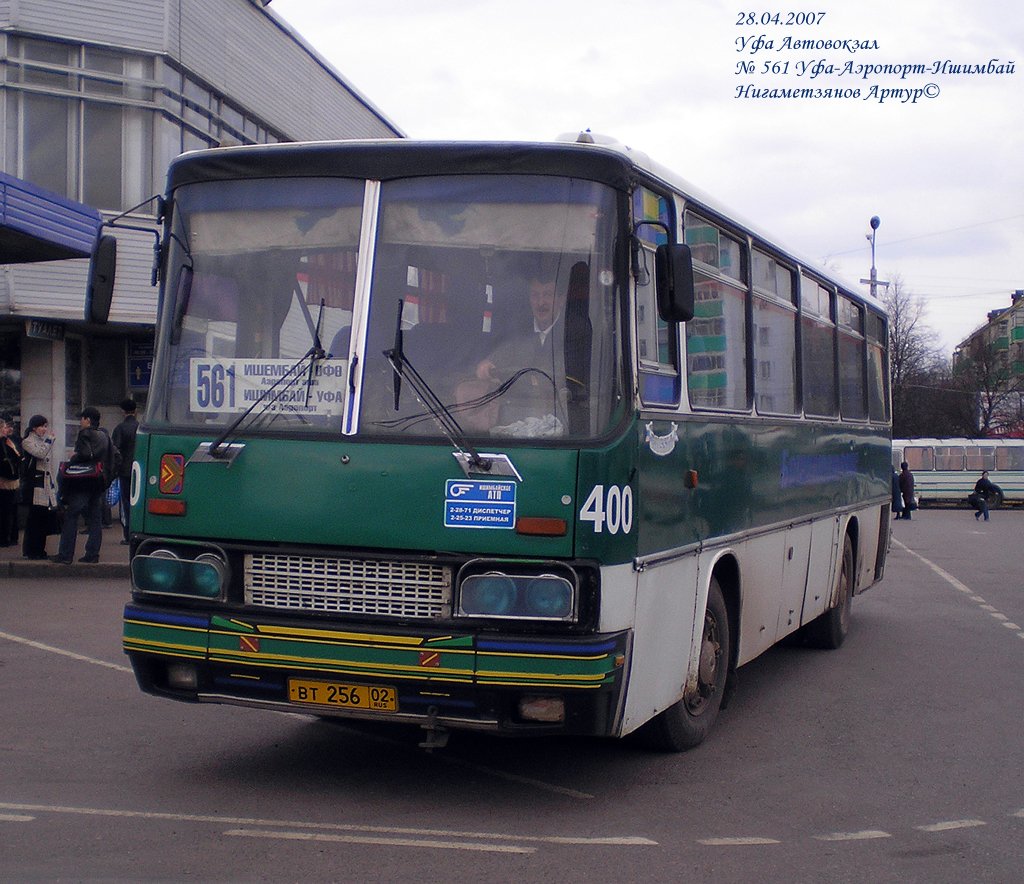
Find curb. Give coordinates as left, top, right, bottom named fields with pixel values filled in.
left=2, top=560, right=129, bottom=579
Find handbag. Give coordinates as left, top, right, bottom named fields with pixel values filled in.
left=46, top=506, right=64, bottom=536
left=106, top=479, right=121, bottom=507
left=59, top=461, right=104, bottom=482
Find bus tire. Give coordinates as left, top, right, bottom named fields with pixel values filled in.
left=805, top=534, right=853, bottom=650
left=637, top=577, right=730, bottom=752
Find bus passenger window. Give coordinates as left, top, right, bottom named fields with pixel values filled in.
left=838, top=296, right=867, bottom=420
left=866, top=311, right=889, bottom=421
left=801, top=276, right=837, bottom=417
left=752, top=248, right=797, bottom=415
left=685, top=212, right=748, bottom=411
left=904, top=446, right=933, bottom=471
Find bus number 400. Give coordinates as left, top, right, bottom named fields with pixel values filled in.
left=579, top=485, right=633, bottom=534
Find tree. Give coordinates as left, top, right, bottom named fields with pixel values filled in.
left=882, top=275, right=947, bottom=436
left=952, top=334, right=1024, bottom=436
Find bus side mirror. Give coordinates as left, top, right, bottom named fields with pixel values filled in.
left=85, top=234, right=117, bottom=324
left=655, top=242, right=695, bottom=323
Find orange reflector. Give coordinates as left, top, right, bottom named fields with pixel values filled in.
left=515, top=517, right=567, bottom=536
left=147, top=498, right=187, bottom=516
left=159, top=454, right=186, bottom=494
left=685, top=469, right=698, bottom=489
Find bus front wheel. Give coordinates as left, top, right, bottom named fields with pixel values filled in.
left=637, top=577, right=731, bottom=752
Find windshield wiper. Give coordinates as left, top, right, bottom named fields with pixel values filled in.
left=382, top=299, right=492, bottom=474
left=304, top=297, right=327, bottom=406
left=208, top=346, right=322, bottom=458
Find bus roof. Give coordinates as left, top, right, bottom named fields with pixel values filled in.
left=167, top=135, right=878, bottom=311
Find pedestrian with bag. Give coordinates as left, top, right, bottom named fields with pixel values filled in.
left=969, top=469, right=999, bottom=522
left=891, top=467, right=905, bottom=519
left=0, top=416, right=21, bottom=546
left=52, top=406, right=114, bottom=564
left=20, top=414, right=59, bottom=559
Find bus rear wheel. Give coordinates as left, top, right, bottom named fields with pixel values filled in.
left=804, top=534, right=853, bottom=649
left=638, top=578, right=731, bottom=752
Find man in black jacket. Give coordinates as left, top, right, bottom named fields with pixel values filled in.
left=111, top=399, right=138, bottom=544
left=52, top=406, right=111, bottom=564
left=971, top=470, right=999, bottom=522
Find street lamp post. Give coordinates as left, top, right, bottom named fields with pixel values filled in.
left=860, top=215, right=888, bottom=299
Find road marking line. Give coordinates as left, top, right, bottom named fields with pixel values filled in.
left=916, top=819, right=986, bottom=832
left=0, top=813, right=35, bottom=822
left=0, top=630, right=131, bottom=673
left=225, top=827, right=536, bottom=854
left=890, top=542, right=1023, bottom=642
left=697, top=837, right=780, bottom=846
left=0, top=802, right=652, bottom=846
left=1001, top=622, right=1020, bottom=630
left=813, top=830, right=891, bottom=841
left=441, top=753, right=595, bottom=801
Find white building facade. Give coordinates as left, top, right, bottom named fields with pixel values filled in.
left=1, top=0, right=401, bottom=448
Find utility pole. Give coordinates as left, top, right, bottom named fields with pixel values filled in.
left=860, top=215, right=889, bottom=298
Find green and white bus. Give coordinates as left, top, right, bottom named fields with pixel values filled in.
left=110, top=135, right=891, bottom=750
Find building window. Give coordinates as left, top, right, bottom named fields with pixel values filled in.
left=0, top=331, right=23, bottom=425
left=3, top=37, right=288, bottom=211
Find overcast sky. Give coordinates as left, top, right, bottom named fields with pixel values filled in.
left=271, top=0, right=1023, bottom=356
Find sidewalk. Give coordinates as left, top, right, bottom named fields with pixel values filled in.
left=0, top=523, right=130, bottom=579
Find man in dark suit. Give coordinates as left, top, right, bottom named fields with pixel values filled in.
left=473, top=273, right=567, bottom=433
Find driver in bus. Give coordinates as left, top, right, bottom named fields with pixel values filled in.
left=458, top=267, right=568, bottom=436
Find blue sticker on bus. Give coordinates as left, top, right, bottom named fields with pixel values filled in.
left=444, top=479, right=516, bottom=530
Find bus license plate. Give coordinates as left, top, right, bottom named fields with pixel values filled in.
left=288, top=679, right=397, bottom=712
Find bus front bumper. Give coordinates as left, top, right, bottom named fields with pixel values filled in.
left=123, top=604, right=630, bottom=738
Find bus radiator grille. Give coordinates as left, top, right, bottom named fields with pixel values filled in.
left=244, top=554, right=453, bottom=619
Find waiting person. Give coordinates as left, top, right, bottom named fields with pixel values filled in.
left=970, top=469, right=998, bottom=522
left=52, top=407, right=111, bottom=565
left=111, top=398, right=139, bottom=544
left=21, top=415, right=58, bottom=560
left=891, top=467, right=904, bottom=519
left=898, top=461, right=915, bottom=519
left=0, top=417, right=21, bottom=546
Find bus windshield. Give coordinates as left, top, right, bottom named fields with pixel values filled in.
left=151, top=174, right=625, bottom=443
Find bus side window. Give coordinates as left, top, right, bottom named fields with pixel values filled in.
left=684, top=211, right=748, bottom=411
left=904, top=446, right=933, bottom=471
left=634, top=187, right=679, bottom=407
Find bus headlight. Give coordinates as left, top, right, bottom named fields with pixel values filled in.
left=524, top=577, right=574, bottom=619
left=131, top=546, right=229, bottom=600
left=132, top=549, right=185, bottom=594
left=460, top=573, right=517, bottom=616
left=457, top=569, right=576, bottom=621
left=191, top=553, right=228, bottom=598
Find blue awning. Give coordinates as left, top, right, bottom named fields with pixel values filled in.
left=0, top=172, right=102, bottom=263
